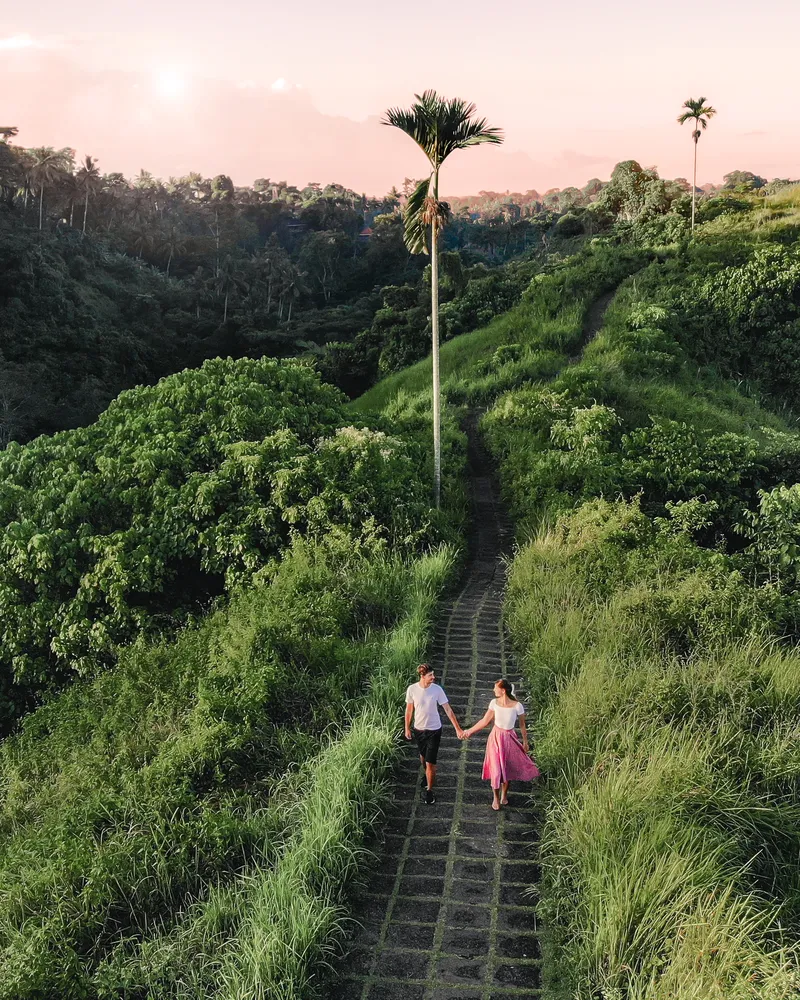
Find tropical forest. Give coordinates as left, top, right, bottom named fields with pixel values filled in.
left=2, top=80, right=800, bottom=1000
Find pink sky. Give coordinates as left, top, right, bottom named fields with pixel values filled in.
left=3, top=0, right=800, bottom=195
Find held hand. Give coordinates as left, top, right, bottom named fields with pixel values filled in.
left=463, top=729, right=472, bottom=740
left=455, top=727, right=465, bottom=741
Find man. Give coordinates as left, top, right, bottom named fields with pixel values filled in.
left=405, top=663, right=464, bottom=805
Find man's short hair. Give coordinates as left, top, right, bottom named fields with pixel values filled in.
left=417, top=663, right=434, bottom=677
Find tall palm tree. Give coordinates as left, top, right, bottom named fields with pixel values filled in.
left=75, top=155, right=100, bottom=234
left=677, top=97, right=716, bottom=231
left=384, top=91, right=503, bottom=507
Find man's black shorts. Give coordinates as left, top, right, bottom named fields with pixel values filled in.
left=414, top=727, right=442, bottom=764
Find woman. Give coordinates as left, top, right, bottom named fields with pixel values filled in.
left=463, top=679, right=540, bottom=810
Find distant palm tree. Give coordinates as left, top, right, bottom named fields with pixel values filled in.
left=157, top=225, right=187, bottom=277
left=28, top=147, right=72, bottom=230
left=215, top=255, right=247, bottom=323
left=75, top=155, right=100, bottom=234
left=678, top=97, right=716, bottom=231
left=383, top=91, right=503, bottom=507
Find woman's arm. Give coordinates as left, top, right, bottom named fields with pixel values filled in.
left=443, top=703, right=465, bottom=740
left=518, top=713, right=529, bottom=752
left=464, top=708, right=495, bottom=739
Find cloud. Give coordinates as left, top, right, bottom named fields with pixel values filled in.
left=271, top=78, right=302, bottom=93
left=0, top=33, right=66, bottom=51
left=0, top=34, right=36, bottom=50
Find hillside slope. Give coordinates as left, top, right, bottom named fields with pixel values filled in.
left=352, top=186, right=800, bottom=998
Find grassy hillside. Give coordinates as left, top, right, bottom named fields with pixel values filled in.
left=486, top=272, right=800, bottom=996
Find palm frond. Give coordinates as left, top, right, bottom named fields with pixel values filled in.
left=403, top=177, right=432, bottom=254
left=678, top=97, right=717, bottom=127
left=383, top=90, right=503, bottom=168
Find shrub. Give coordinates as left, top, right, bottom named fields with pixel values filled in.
left=0, top=358, right=436, bottom=698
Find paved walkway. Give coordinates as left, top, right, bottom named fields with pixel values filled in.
left=330, top=424, right=542, bottom=1000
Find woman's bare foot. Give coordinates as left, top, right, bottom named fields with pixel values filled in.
left=500, top=796, right=509, bottom=806
left=491, top=799, right=501, bottom=811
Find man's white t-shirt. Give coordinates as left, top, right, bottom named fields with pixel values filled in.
left=490, top=698, right=525, bottom=730
left=405, top=682, right=449, bottom=731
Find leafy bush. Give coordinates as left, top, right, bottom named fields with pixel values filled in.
left=0, top=357, right=438, bottom=700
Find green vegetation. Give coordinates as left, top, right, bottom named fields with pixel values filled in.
left=7, top=117, right=782, bottom=443
left=507, top=506, right=800, bottom=998
left=0, top=266, right=464, bottom=995
left=0, top=129, right=594, bottom=442
left=353, top=242, right=649, bottom=413
left=0, top=356, right=447, bottom=727
left=477, top=195, right=800, bottom=997
left=0, top=536, right=454, bottom=998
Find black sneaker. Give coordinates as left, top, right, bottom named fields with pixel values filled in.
left=425, top=789, right=436, bottom=805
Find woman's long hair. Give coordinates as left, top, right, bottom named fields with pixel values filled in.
left=495, top=678, right=517, bottom=701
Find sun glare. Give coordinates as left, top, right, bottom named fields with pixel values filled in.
left=154, top=69, right=187, bottom=101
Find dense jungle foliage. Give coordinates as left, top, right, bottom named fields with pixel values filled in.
left=6, top=127, right=793, bottom=442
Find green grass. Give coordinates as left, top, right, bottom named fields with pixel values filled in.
left=351, top=301, right=546, bottom=413
left=476, top=238, right=800, bottom=997
left=0, top=537, right=455, bottom=998
left=507, top=507, right=800, bottom=999
left=91, top=546, right=456, bottom=1000
left=351, top=243, right=650, bottom=414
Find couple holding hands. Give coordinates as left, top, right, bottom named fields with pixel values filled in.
left=404, top=663, right=540, bottom=810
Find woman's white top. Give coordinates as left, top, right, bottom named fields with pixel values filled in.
left=490, top=698, right=525, bottom=730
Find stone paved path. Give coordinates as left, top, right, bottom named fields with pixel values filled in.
left=330, top=423, right=542, bottom=1000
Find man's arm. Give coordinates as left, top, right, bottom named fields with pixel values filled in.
left=442, top=703, right=464, bottom=739
left=404, top=702, right=414, bottom=740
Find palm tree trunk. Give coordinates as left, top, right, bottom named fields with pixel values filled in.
left=223, top=292, right=229, bottom=323
left=83, top=189, right=89, bottom=234
left=166, top=250, right=172, bottom=277
left=691, top=131, right=698, bottom=231
left=39, top=184, right=44, bottom=231
left=215, top=209, right=220, bottom=278
left=431, top=179, right=441, bottom=510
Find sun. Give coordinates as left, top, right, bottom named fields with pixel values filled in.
left=154, top=69, right=187, bottom=101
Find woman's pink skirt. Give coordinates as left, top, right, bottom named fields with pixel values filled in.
left=482, top=727, right=540, bottom=788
